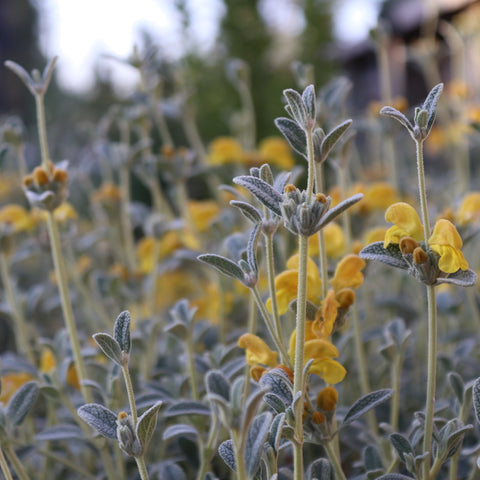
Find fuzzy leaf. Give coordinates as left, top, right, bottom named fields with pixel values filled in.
left=233, top=175, right=283, bottom=216
left=360, top=242, right=409, bottom=270
left=245, top=412, right=273, bottom=477
left=389, top=433, right=414, bottom=462
left=263, top=393, right=287, bottom=414
left=320, top=119, right=352, bottom=162
left=155, top=462, right=186, bottom=480
left=164, top=401, right=211, bottom=417
left=284, top=88, right=309, bottom=129
left=364, top=445, right=383, bottom=472
left=302, top=85, right=316, bottom=121
left=435, top=268, right=477, bottom=287
left=342, top=389, right=393, bottom=427
left=274, top=117, right=307, bottom=157
left=259, top=163, right=274, bottom=185
left=380, top=106, right=414, bottom=135
left=422, top=83, right=443, bottom=134
left=247, top=223, right=261, bottom=274
left=441, top=424, right=473, bottom=461
left=448, top=372, right=465, bottom=404
left=218, top=439, right=236, bottom=472
left=162, top=423, right=198, bottom=441
left=259, top=368, right=293, bottom=408
left=317, top=193, right=363, bottom=230
left=113, top=310, right=131, bottom=354
left=473, top=377, right=480, bottom=424
left=206, top=370, right=230, bottom=401
left=164, top=321, right=188, bottom=340
left=4, top=60, right=35, bottom=94
left=197, top=254, right=245, bottom=283
left=35, top=424, right=84, bottom=442
left=77, top=403, right=118, bottom=439
left=136, top=400, right=163, bottom=451
left=230, top=200, right=263, bottom=223
left=93, top=333, right=123, bottom=365
left=268, top=413, right=285, bottom=454
left=7, top=381, right=39, bottom=426
left=308, top=458, right=334, bottom=480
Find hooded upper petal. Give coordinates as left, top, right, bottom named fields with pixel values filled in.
left=238, top=333, right=278, bottom=367
left=384, top=202, right=423, bottom=247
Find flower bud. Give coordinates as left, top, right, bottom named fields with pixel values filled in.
left=316, top=386, right=338, bottom=412
left=399, top=236, right=419, bottom=254
left=33, top=166, right=49, bottom=186
left=117, top=412, right=142, bottom=457
left=311, top=411, right=326, bottom=424
left=413, top=246, right=428, bottom=264
left=276, top=364, right=294, bottom=383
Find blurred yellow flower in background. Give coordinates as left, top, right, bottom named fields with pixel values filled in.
left=0, top=372, right=35, bottom=404
left=257, top=137, right=295, bottom=170
left=187, top=200, right=220, bottom=232
left=457, top=192, right=480, bottom=225
left=207, top=136, right=245, bottom=165
left=0, top=204, right=36, bottom=233
left=309, top=222, right=346, bottom=258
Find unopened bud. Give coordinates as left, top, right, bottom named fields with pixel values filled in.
left=399, top=236, right=419, bottom=254
left=53, top=168, right=68, bottom=184
left=284, top=184, right=297, bottom=194
left=33, top=166, right=49, bottom=186
left=315, top=193, right=327, bottom=204
left=311, top=411, right=326, bottom=424
left=413, top=247, right=428, bottom=264
left=316, top=386, right=338, bottom=412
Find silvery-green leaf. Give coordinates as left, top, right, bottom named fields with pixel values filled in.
left=197, top=254, right=245, bottom=283
left=441, top=423, right=472, bottom=460
left=162, top=423, right=198, bottom=440
left=233, top=175, right=283, bottom=216
left=259, top=368, right=293, bottom=407
left=360, top=242, right=409, bottom=270
left=320, top=119, right=352, bottom=162
left=35, top=424, right=84, bottom=442
left=77, top=403, right=118, bottom=439
left=41, top=56, right=58, bottom=91
left=263, top=393, right=287, bottom=414
left=307, top=458, right=334, bottom=480
left=259, top=163, right=274, bottom=185
left=422, top=83, right=443, bottom=135
left=242, top=386, right=269, bottom=434
left=164, top=321, right=188, bottom=339
left=448, top=372, right=464, bottom=404
left=380, top=106, right=414, bottom=135
left=4, top=60, right=35, bottom=94
left=247, top=224, right=261, bottom=274
left=206, top=370, right=230, bottom=401
left=93, top=333, right=123, bottom=366
left=245, top=412, right=273, bottom=477
left=230, top=201, right=263, bottom=223
left=169, top=299, right=197, bottom=325
left=389, top=433, right=414, bottom=462
left=316, top=193, right=363, bottom=230
left=274, top=117, right=307, bottom=158
left=7, top=381, right=39, bottom=426
left=284, top=89, right=309, bottom=129
left=342, top=389, right=393, bottom=427
left=155, top=461, right=186, bottom=480
left=113, top=310, right=131, bottom=354
left=302, top=84, right=316, bottom=121
left=136, top=400, right=163, bottom=451
left=436, top=268, right=477, bottom=287
left=268, top=413, right=285, bottom=454
left=164, top=401, right=210, bottom=417
left=218, top=439, right=236, bottom=472
left=364, top=445, right=383, bottom=472
left=273, top=170, right=293, bottom=194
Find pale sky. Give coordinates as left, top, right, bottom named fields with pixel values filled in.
left=36, top=0, right=381, bottom=94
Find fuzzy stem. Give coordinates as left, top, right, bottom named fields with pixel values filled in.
left=121, top=363, right=138, bottom=425
left=0, top=447, right=14, bottom=480
left=34, top=94, right=50, bottom=170
left=323, top=440, right=347, bottom=480
left=314, top=162, right=329, bottom=299
left=251, top=286, right=292, bottom=369
left=4, top=443, right=31, bottom=480
left=231, top=430, right=247, bottom=480
left=134, top=457, right=150, bottom=480
left=389, top=351, right=403, bottom=433
left=0, top=252, right=34, bottom=364
left=292, top=234, right=309, bottom=480
left=415, top=139, right=431, bottom=245
left=196, top=416, right=220, bottom=480
left=186, top=326, right=199, bottom=400
left=46, top=213, right=91, bottom=402
left=264, top=231, right=284, bottom=345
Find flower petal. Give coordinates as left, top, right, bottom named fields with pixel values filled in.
left=384, top=202, right=423, bottom=246
left=330, top=254, right=366, bottom=291
left=238, top=333, right=278, bottom=367
left=309, top=358, right=347, bottom=384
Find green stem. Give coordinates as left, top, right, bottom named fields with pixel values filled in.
left=314, top=163, right=329, bottom=299
left=4, top=443, right=31, bottom=480
left=264, top=231, right=284, bottom=345
left=305, top=127, right=315, bottom=201
left=231, top=430, right=247, bottom=480
left=121, top=364, right=138, bottom=425
left=251, top=286, right=292, bottom=369
left=186, top=326, right=199, bottom=400
left=415, top=139, right=431, bottom=244
left=0, top=446, right=14, bottom=480
left=46, top=213, right=91, bottom=402
left=134, top=456, right=150, bottom=480
left=34, top=94, right=50, bottom=169
left=0, top=252, right=34, bottom=364
left=323, top=440, right=347, bottom=480
left=292, top=234, right=309, bottom=480
left=196, top=416, right=220, bottom=480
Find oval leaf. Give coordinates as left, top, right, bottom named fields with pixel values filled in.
left=7, top=381, right=39, bottom=426
left=136, top=400, right=163, bottom=451
left=233, top=175, right=283, bottom=217
left=93, top=333, right=123, bottom=365
left=162, top=423, right=198, bottom=441
left=77, top=403, right=118, bottom=439
left=342, top=389, right=393, bottom=427
left=275, top=117, right=307, bottom=157
left=307, top=458, right=334, bottom=480
left=320, top=119, right=352, bottom=162
left=218, top=439, right=236, bottom=472
left=245, top=412, right=273, bottom=477
left=197, top=254, right=245, bottom=284
left=164, top=401, right=211, bottom=418
left=35, top=424, right=85, bottom=442
left=114, top=310, right=131, bottom=354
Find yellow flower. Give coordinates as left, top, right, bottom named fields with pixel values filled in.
left=53, top=202, right=77, bottom=223
left=288, top=322, right=346, bottom=384
left=257, top=137, right=295, bottom=170
left=312, top=289, right=338, bottom=339
left=40, top=348, right=56, bottom=373
left=0, top=372, right=35, bottom=404
left=365, top=227, right=388, bottom=245
left=187, top=200, right=220, bottom=232
left=0, top=204, right=35, bottom=233
left=66, top=363, right=80, bottom=389
left=237, top=333, right=278, bottom=367
left=362, top=182, right=399, bottom=214
left=457, top=192, right=480, bottom=225
left=266, top=254, right=322, bottom=315
left=428, top=219, right=469, bottom=273
left=330, top=254, right=366, bottom=291
left=93, top=182, right=122, bottom=203
left=207, top=136, right=245, bottom=165
left=384, top=202, right=424, bottom=247
left=309, top=222, right=346, bottom=258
